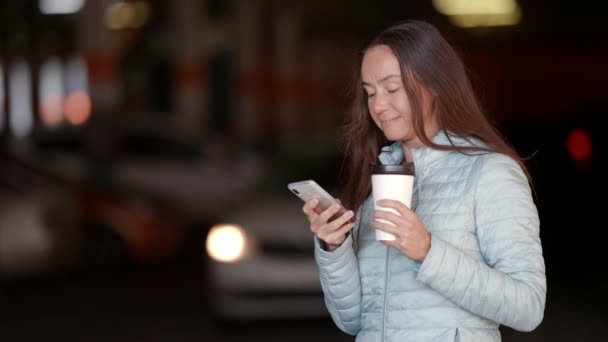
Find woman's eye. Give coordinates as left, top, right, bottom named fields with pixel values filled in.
left=366, top=92, right=376, bottom=98
left=387, top=88, right=399, bottom=94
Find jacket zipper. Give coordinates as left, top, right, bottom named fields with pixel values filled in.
left=381, top=246, right=390, bottom=341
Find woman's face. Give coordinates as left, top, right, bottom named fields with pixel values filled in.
left=361, top=45, right=435, bottom=146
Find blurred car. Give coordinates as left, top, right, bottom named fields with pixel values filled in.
left=0, top=160, right=83, bottom=278
left=1, top=146, right=189, bottom=273
left=204, top=150, right=343, bottom=320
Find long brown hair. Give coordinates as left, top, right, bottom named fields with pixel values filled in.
left=340, top=20, right=531, bottom=212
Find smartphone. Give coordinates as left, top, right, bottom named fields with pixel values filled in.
left=287, top=180, right=353, bottom=221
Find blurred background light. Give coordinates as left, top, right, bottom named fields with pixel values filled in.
left=63, top=55, right=91, bottom=126
left=64, top=55, right=89, bottom=94
left=105, top=2, right=132, bottom=30
left=105, top=1, right=149, bottom=30
left=433, top=0, right=521, bottom=27
left=567, top=128, right=592, bottom=162
left=206, top=224, right=247, bottom=263
left=39, top=0, right=86, bottom=15
left=39, top=57, right=65, bottom=127
left=433, top=0, right=517, bottom=15
left=64, top=90, right=92, bottom=126
left=8, top=59, right=34, bottom=139
left=130, top=2, right=150, bottom=29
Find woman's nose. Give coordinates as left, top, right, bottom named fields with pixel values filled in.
left=371, top=94, right=389, bottom=114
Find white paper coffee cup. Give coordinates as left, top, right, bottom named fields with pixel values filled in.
left=371, top=164, right=415, bottom=241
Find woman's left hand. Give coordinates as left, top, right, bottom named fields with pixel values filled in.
left=371, top=199, right=431, bottom=262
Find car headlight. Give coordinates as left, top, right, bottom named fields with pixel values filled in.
left=205, top=224, right=255, bottom=263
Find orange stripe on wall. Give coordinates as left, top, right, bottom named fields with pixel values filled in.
left=235, top=64, right=340, bottom=108
left=85, top=52, right=118, bottom=82
left=173, top=63, right=207, bottom=89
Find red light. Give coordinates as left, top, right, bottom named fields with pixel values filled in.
left=64, top=90, right=92, bottom=126
left=566, top=128, right=592, bottom=161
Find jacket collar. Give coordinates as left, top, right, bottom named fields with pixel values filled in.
left=378, top=131, right=483, bottom=175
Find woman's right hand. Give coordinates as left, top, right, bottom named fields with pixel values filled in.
left=303, top=198, right=356, bottom=251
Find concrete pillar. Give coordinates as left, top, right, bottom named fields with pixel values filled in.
left=77, top=0, right=120, bottom=114
left=170, top=0, right=206, bottom=141
left=275, top=9, right=299, bottom=150
left=235, top=0, right=262, bottom=146
left=309, top=42, right=340, bottom=148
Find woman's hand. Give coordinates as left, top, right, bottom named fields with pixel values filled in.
left=303, top=198, right=356, bottom=251
left=370, top=199, right=431, bottom=261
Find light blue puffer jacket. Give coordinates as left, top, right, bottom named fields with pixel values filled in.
left=314, top=131, right=546, bottom=342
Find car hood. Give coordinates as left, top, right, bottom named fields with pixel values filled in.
left=219, top=194, right=313, bottom=247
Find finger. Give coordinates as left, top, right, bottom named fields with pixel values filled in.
left=323, top=221, right=356, bottom=245
left=317, top=212, right=354, bottom=238
left=305, top=211, right=319, bottom=224
left=303, top=198, right=320, bottom=216
left=329, top=210, right=355, bottom=230
left=303, top=197, right=319, bottom=213
left=370, top=219, right=400, bottom=236
left=337, top=221, right=356, bottom=236
left=376, top=199, right=413, bottom=217
left=372, top=210, right=406, bottom=226
left=318, top=203, right=342, bottom=223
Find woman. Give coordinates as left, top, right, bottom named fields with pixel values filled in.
left=302, top=20, right=546, bottom=341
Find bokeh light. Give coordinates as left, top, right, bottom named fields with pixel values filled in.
left=566, top=128, right=592, bottom=162
left=64, top=90, right=92, bottom=126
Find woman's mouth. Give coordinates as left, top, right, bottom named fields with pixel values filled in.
left=381, top=117, right=401, bottom=125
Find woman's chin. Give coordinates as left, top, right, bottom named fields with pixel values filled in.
left=382, top=131, right=407, bottom=142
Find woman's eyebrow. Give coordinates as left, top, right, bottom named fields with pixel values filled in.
left=362, top=74, right=401, bottom=86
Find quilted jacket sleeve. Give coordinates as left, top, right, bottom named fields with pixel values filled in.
left=416, top=154, right=546, bottom=332
left=314, top=234, right=362, bottom=335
